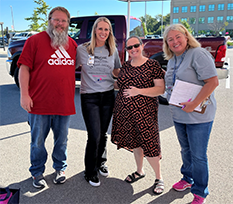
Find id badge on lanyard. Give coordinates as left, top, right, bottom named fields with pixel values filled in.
left=87, top=55, right=94, bottom=66
left=167, top=49, right=187, bottom=95
left=172, top=49, right=187, bottom=85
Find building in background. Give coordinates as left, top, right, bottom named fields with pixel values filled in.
left=170, top=0, right=233, bottom=36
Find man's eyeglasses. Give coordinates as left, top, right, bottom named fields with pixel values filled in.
left=51, top=18, right=68, bottom=24
left=126, top=43, right=141, bottom=50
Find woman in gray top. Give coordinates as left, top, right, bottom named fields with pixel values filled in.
left=76, top=17, right=121, bottom=187
left=163, top=24, right=219, bottom=204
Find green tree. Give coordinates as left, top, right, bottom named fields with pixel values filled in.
left=26, top=12, right=40, bottom=31
left=179, top=18, right=194, bottom=34
left=130, top=25, right=144, bottom=37
left=25, top=0, right=51, bottom=31
left=141, top=22, right=148, bottom=36
left=139, top=13, right=170, bottom=35
left=163, top=13, right=170, bottom=25
left=208, top=21, right=229, bottom=36
left=140, top=14, right=159, bottom=34
left=154, top=13, right=170, bottom=35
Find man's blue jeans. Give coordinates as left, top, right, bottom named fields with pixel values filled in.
left=174, top=121, right=213, bottom=198
left=28, top=114, right=70, bottom=177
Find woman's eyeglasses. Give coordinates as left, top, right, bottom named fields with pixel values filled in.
left=126, top=43, right=141, bottom=50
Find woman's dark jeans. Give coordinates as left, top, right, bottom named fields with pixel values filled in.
left=81, top=89, right=115, bottom=178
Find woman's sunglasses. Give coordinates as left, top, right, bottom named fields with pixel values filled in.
left=126, top=43, right=141, bottom=50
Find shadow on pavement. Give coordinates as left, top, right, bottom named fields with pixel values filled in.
left=0, top=84, right=27, bottom=126
left=147, top=188, right=190, bottom=204
left=6, top=173, right=135, bottom=204
left=0, top=131, right=30, bottom=141
left=5, top=172, right=190, bottom=204
left=0, top=53, right=7, bottom=58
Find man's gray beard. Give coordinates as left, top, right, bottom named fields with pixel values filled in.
left=47, top=23, right=69, bottom=49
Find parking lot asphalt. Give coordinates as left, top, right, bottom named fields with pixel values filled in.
left=0, top=47, right=233, bottom=204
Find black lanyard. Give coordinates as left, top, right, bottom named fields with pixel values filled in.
left=172, top=50, right=187, bottom=84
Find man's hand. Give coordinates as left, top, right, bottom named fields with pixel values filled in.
left=21, top=95, right=33, bottom=112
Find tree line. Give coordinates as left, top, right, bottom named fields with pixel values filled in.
left=140, top=14, right=170, bottom=36
left=22, top=0, right=171, bottom=35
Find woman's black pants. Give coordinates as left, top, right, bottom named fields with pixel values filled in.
left=81, top=89, right=115, bottom=178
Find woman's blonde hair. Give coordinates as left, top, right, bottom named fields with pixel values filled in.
left=84, top=17, right=116, bottom=56
left=163, top=24, right=201, bottom=60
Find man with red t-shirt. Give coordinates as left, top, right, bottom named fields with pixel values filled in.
left=17, top=6, right=77, bottom=189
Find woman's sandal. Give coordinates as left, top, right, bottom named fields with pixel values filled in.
left=125, top=171, right=146, bottom=183
left=153, top=179, right=164, bottom=195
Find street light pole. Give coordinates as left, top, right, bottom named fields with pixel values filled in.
left=0, top=22, right=5, bottom=51
left=145, top=1, right=147, bottom=28
left=10, top=5, right=15, bottom=31
left=161, top=0, right=163, bottom=37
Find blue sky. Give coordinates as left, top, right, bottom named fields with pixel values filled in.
left=0, top=0, right=171, bottom=31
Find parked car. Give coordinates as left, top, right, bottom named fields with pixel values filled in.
left=9, top=32, right=24, bottom=42
left=146, top=34, right=155, bottom=39
left=0, top=35, right=8, bottom=46
left=146, top=34, right=161, bottom=39
left=154, top=35, right=161, bottom=39
left=10, top=31, right=38, bottom=42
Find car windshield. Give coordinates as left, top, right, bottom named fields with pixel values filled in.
left=21, top=32, right=29, bottom=37
left=14, top=33, right=22, bottom=37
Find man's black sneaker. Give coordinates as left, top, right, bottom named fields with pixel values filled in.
left=53, top=171, right=66, bottom=184
left=32, top=175, right=47, bottom=189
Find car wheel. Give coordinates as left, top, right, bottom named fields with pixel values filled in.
left=14, top=67, right=20, bottom=88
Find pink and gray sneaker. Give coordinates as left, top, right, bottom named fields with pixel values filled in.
left=191, top=194, right=206, bottom=204
left=172, top=179, right=192, bottom=191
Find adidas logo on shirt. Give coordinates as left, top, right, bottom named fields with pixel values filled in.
left=48, top=46, right=74, bottom=65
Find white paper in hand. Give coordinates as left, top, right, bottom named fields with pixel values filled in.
left=169, top=79, right=203, bottom=112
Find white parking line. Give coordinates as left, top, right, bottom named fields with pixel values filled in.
left=226, top=58, right=230, bottom=89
